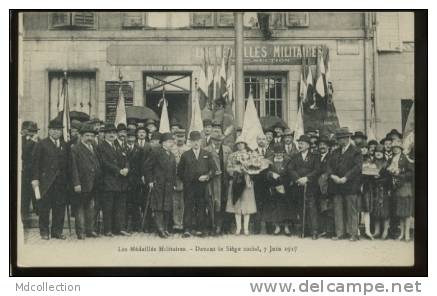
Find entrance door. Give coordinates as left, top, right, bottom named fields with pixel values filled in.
left=144, top=73, right=191, bottom=129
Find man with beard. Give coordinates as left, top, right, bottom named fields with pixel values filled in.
left=31, top=119, right=68, bottom=240
left=70, top=124, right=101, bottom=240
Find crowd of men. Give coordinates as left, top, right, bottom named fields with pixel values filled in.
left=20, top=117, right=414, bottom=242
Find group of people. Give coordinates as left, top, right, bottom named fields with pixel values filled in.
left=20, top=117, right=414, bottom=242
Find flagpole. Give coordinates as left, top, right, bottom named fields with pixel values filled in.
left=234, top=12, right=245, bottom=128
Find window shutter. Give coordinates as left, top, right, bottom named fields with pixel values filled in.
left=217, top=12, right=234, bottom=27
left=191, top=12, right=214, bottom=27
left=376, top=12, right=402, bottom=52
left=71, top=12, right=96, bottom=28
left=51, top=12, right=72, bottom=28
left=286, top=12, right=309, bottom=27
left=122, top=12, right=145, bottom=28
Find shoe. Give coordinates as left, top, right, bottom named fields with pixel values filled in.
left=312, top=233, right=318, bottom=240
left=77, top=234, right=85, bottom=240
left=119, top=230, right=131, bottom=236
left=182, top=232, right=192, bottom=238
left=234, top=229, right=241, bottom=236
left=364, top=233, right=374, bottom=240
left=158, top=231, right=168, bottom=238
left=332, top=235, right=344, bottom=240
left=349, top=235, right=358, bottom=242
left=104, top=232, right=113, bottom=237
left=284, top=226, right=291, bottom=235
left=86, top=232, right=98, bottom=238
left=41, top=235, right=49, bottom=240
left=273, top=226, right=281, bottom=235
left=163, top=230, right=170, bottom=237
left=244, top=230, right=250, bottom=236
left=52, top=234, right=67, bottom=240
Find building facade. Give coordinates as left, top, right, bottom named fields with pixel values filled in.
left=19, top=11, right=414, bottom=139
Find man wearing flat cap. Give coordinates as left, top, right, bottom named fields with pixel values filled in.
left=21, top=121, right=40, bottom=222
left=178, top=131, right=216, bottom=237
left=327, top=127, right=363, bottom=241
left=70, top=124, right=101, bottom=239
left=286, top=135, right=321, bottom=239
left=143, top=133, right=177, bottom=238
left=31, top=119, right=69, bottom=240
left=204, top=132, right=232, bottom=235
left=96, top=124, right=130, bottom=237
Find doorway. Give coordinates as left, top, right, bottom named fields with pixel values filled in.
left=144, top=73, right=191, bottom=129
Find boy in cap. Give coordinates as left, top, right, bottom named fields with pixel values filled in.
left=31, top=119, right=69, bottom=240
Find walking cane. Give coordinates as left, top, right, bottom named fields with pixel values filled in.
left=67, top=204, right=72, bottom=235
left=141, top=186, right=152, bottom=231
left=301, top=184, right=307, bottom=238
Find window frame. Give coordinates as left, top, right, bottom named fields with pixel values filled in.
left=190, top=12, right=215, bottom=28
left=48, top=12, right=97, bottom=30
left=285, top=12, right=310, bottom=28
left=122, top=12, right=146, bottom=29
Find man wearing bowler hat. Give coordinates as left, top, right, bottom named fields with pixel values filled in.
left=70, top=123, right=101, bottom=239
left=31, top=118, right=69, bottom=240
left=178, top=131, right=216, bottom=237
left=328, top=127, right=363, bottom=241
left=96, top=123, right=130, bottom=237
left=286, top=135, right=321, bottom=239
left=21, top=121, right=40, bottom=222
left=352, top=131, right=367, bottom=147
left=143, top=132, right=177, bottom=238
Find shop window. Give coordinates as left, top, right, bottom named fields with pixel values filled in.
left=286, top=12, right=309, bottom=27
left=48, top=72, right=96, bottom=120
left=122, top=12, right=145, bottom=28
left=147, top=12, right=190, bottom=28
left=244, top=74, right=286, bottom=119
left=49, top=12, right=97, bottom=29
left=191, top=12, right=215, bottom=27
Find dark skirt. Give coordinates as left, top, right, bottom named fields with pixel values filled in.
left=394, top=182, right=414, bottom=218
left=370, top=182, right=390, bottom=219
left=262, top=192, right=293, bottom=223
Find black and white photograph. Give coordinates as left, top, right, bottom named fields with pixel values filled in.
left=11, top=10, right=425, bottom=270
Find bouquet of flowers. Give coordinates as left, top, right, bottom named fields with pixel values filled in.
left=231, top=151, right=270, bottom=175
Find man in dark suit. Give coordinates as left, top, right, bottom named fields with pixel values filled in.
left=327, top=127, right=363, bottom=241
left=286, top=135, right=321, bottom=239
left=21, top=121, right=39, bottom=223
left=70, top=124, right=101, bottom=240
left=96, top=124, right=130, bottom=237
left=178, top=131, right=216, bottom=237
left=31, top=119, right=68, bottom=240
left=143, top=133, right=177, bottom=238
left=282, top=129, right=298, bottom=157
left=201, top=119, right=213, bottom=148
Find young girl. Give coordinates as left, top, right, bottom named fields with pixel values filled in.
left=386, top=140, right=414, bottom=241
left=226, top=137, right=257, bottom=235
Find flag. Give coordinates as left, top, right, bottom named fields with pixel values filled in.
left=158, top=88, right=170, bottom=133
left=241, top=87, right=264, bottom=150
left=403, top=103, right=414, bottom=155
left=198, top=48, right=209, bottom=107
left=368, top=93, right=377, bottom=141
left=206, top=49, right=215, bottom=108
left=218, top=46, right=228, bottom=100
left=294, top=102, right=305, bottom=147
left=306, top=64, right=315, bottom=108
left=315, top=54, right=326, bottom=98
left=189, top=85, right=204, bottom=134
left=299, top=65, right=307, bottom=104
left=114, top=82, right=127, bottom=127
left=61, top=74, right=70, bottom=142
left=322, top=49, right=340, bottom=134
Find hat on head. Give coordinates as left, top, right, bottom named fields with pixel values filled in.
left=210, top=133, right=224, bottom=142
left=297, top=135, right=311, bottom=144
left=391, top=139, right=403, bottom=149
left=26, top=121, right=40, bottom=132
left=272, top=122, right=285, bottom=130
left=203, top=119, right=213, bottom=127
left=388, top=129, right=403, bottom=139
left=212, top=120, right=222, bottom=128
left=79, top=123, right=98, bottom=135
left=21, top=121, right=33, bottom=131
left=146, top=119, right=156, bottom=126
left=151, top=131, right=161, bottom=141
left=273, top=143, right=285, bottom=154
left=352, top=131, right=367, bottom=140
left=103, top=123, right=117, bottom=133
left=189, top=131, right=202, bottom=141
left=375, top=144, right=385, bottom=153
left=357, top=141, right=368, bottom=149
left=318, top=135, right=331, bottom=146
left=48, top=119, right=63, bottom=129
left=282, top=129, right=294, bottom=137
left=335, top=127, right=353, bottom=139
left=71, top=120, right=82, bottom=130
left=117, top=123, right=127, bottom=132
left=236, top=127, right=243, bottom=132
left=136, top=125, right=147, bottom=133
left=160, top=132, right=174, bottom=143
left=175, top=128, right=186, bottom=136
left=127, top=129, right=136, bottom=137
left=380, top=137, right=392, bottom=144
left=368, top=139, right=378, bottom=146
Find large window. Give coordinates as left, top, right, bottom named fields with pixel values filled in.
left=244, top=74, right=286, bottom=118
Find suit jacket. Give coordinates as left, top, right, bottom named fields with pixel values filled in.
left=205, top=144, right=232, bottom=201
left=143, top=147, right=177, bottom=211
left=126, top=143, right=144, bottom=189
left=177, top=148, right=216, bottom=187
left=97, top=140, right=129, bottom=192
left=318, top=152, right=331, bottom=196
left=22, top=136, right=36, bottom=177
left=282, top=142, right=298, bottom=157
left=327, top=143, right=363, bottom=195
left=71, top=141, right=101, bottom=193
left=286, top=151, right=320, bottom=194
left=171, top=144, right=190, bottom=191
left=254, top=147, right=274, bottom=159
left=31, top=137, right=68, bottom=198
left=201, top=135, right=212, bottom=148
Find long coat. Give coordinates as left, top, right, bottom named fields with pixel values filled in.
left=204, top=144, right=232, bottom=210
left=327, top=144, right=363, bottom=196
left=31, top=137, right=68, bottom=199
left=97, top=140, right=129, bottom=192
left=125, top=143, right=144, bottom=190
left=143, top=147, right=177, bottom=212
left=387, top=153, right=414, bottom=217
left=70, top=141, right=102, bottom=193
left=22, top=136, right=37, bottom=202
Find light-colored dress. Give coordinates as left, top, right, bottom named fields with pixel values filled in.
left=225, top=151, right=257, bottom=215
